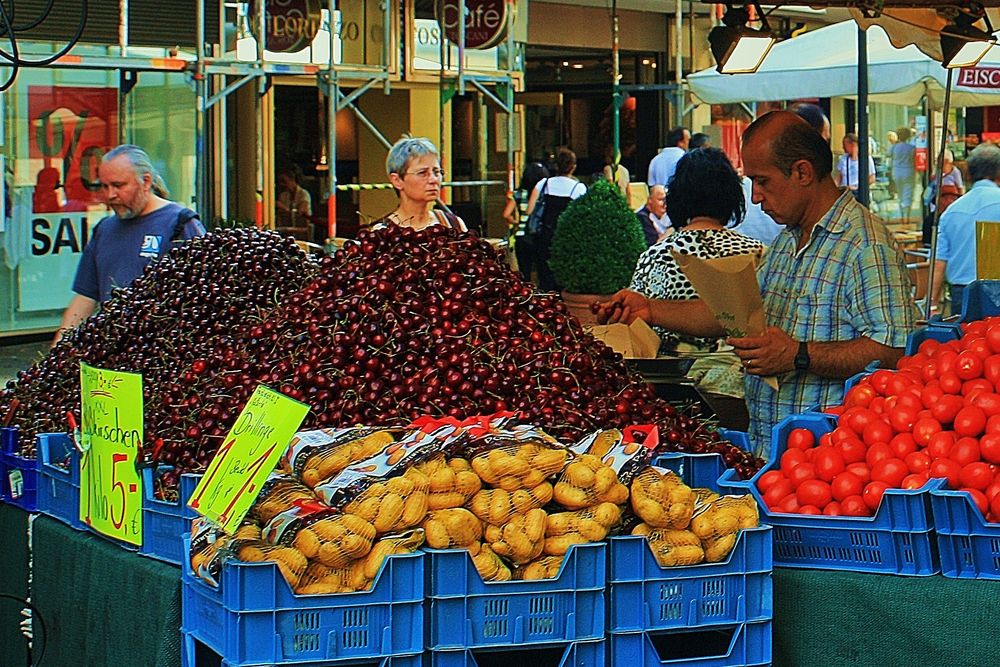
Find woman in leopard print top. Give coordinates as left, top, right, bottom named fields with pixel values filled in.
left=630, top=148, right=766, bottom=399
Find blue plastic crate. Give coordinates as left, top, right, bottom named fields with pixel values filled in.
left=720, top=412, right=940, bottom=575
left=425, top=542, right=605, bottom=650
left=2, top=451, right=38, bottom=512
left=37, top=432, right=84, bottom=530
left=0, top=426, right=18, bottom=454
left=930, top=485, right=1000, bottom=580
left=0, top=453, right=7, bottom=504
left=905, top=322, right=962, bottom=356
left=650, top=430, right=753, bottom=490
left=182, top=633, right=423, bottom=667
left=428, top=639, right=606, bottom=667
left=140, top=467, right=201, bottom=565
left=608, top=530, right=772, bottom=634
left=609, top=621, right=772, bottom=667
left=958, top=279, right=1000, bottom=322
left=181, top=535, right=423, bottom=666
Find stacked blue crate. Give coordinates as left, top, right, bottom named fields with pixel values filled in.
left=1, top=427, right=37, bottom=511
left=37, top=432, right=84, bottom=529
left=140, top=467, right=201, bottom=565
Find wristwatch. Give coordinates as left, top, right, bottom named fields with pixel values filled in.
left=794, top=341, right=810, bottom=372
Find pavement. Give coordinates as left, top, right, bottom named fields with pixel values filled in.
left=0, top=340, right=51, bottom=385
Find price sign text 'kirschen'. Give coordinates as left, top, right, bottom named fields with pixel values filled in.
left=79, top=362, right=144, bottom=545
left=188, top=385, right=309, bottom=533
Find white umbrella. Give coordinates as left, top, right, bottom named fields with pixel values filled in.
left=688, top=20, right=1000, bottom=108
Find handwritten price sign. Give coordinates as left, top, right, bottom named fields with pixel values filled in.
left=188, top=385, right=309, bottom=533
left=79, top=362, right=144, bottom=545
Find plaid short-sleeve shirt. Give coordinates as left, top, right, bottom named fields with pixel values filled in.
left=744, top=190, right=918, bottom=456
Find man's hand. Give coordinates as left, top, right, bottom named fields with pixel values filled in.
left=729, top=326, right=797, bottom=376
left=593, top=289, right=651, bottom=325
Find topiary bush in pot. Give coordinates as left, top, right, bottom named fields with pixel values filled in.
left=549, top=178, right=647, bottom=323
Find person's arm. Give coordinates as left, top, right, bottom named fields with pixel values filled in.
left=729, top=327, right=902, bottom=378
left=931, top=259, right=948, bottom=312
left=834, top=158, right=845, bottom=187
left=525, top=186, right=540, bottom=216
left=595, top=289, right=724, bottom=337
left=868, top=157, right=876, bottom=185
left=296, top=190, right=312, bottom=217
left=502, top=197, right=517, bottom=225
left=53, top=294, right=97, bottom=346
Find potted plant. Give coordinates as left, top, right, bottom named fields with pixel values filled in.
left=549, top=178, right=647, bottom=324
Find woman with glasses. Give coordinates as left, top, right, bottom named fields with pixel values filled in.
left=381, top=136, right=467, bottom=232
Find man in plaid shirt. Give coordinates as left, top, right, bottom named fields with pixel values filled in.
left=599, top=111, right=917, bottom=456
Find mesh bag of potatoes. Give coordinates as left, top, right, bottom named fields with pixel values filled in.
left=282, top=427, right=401, bottom=488
left=631, top=523, right=705, bottom=567
left=267, top=511, right=378, bottom=569
left=553, top=454, right=629, bottom=509
left=341, top=467, right=431, bottom=535
left=414, top=454, right=482, bottom=510
left=470, top=543, right=512, bottom=582
left=689, top=494, right=759, bottom=562
left=544, top=502, right=622, bottom=555
left=514, top=555, right=565, bottom=581
left=251, top=474, right=320, bottom=524
left=467, top=482, right=553, bottom=525
left=468, top=438, right=568, bottom=492
left=569, top=428, right=624, bottom=457
left=233, top=540, right=310, bottom=590
left=630, top=467, right=696, bottom=530
left=294, top=528, right=426, bottom=594
left=421, top=508, right=483, bottom=549
left=483, top=507, right=547, bottom=564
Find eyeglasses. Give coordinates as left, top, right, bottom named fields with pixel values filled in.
left=403, top=167, right=445, bottom=180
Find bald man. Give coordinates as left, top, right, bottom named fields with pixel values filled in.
left=599, top=111, right=917, bottom=454
left=636, top=184, right=670, bottom=246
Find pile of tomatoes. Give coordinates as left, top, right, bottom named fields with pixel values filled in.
left=757, top=315, right=1000, bottom=519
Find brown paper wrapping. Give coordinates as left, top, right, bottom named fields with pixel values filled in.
left=589, top=318, right=661, bottom=359
left=671, top=251, right=778, bottom=390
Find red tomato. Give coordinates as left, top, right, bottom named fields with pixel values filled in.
left=929, top=458, right=963, bottom=488
left=912, top=417, right=943, bottom=446
left=844, top=384, right=877, bottom=408
left=921, top=382, right=944, bottom=409
left=829, top=427, right=853, bottom=444
left=763, top=478, right=794, bottom=507
left=889, top=433, right=917, bottom=458
left=813, top=446, right=846, bottom=482
left=967, top=337, right=992, bottom=359
left=988, top=414, right=1000, bottom=434
left=919, top=338, right=942, bottom=356
left=940, top=372, right=963, bottom=395
left=822, top=502, right=842, bottom=516
left=937, top=350, right=959, bottom=377
left=901, top=473, right=929, bottom=489
left=860, top=419, right=891, bottom=447
left=840, top=495, right=872, bottom=517
left=757, top=469, right=786, bottom=494
left=980, top=433, right=1000, bottom=464
left=869, top=369, right=894, bottom=395
left=926, top=431, right=956, bottom=460
left=865, top=442, right=894, bottom=468
left=862, top=481, right=890, bottom=511
left=904, top=451, right=932, bottom=474
left=842, top=407, right=878, bottom=435
left=894, top=393, right=924, bottom=412
left=922, top=360, right=941, bottom=384
left=785, top=428, right=816, bottom=451
left=963, top=488, right=990, bottom=516
left=830, top=471, right=864, bottom=501
left=788, top=462, right=818, bottom=488
left=781, top=448, right=808, bottom=473
left=990, top=492, right=1000, bottom=519
left=887, top=405, right=918, bottom=434
left=961, top=462, right=995, bottom=490
left=956, top=350, right=985, bottom=380
left=985, top=355, right=1000, bottom=385
left=886, top=374, right=916, bottom=396
left=954, top=405, right=987, bottom=437
left=837, top=437, right=868, bottom=465
left=930, top=394, right=964, bottom=425
left=951, top=437, right=982, bottom=466
left=846, top=462, right=872, bottom=484
left=777, top=494, right=801, bottom=514
left=971, top=392, right=1000, bottom=417
left=798, top=504, right=822, bottom=515
left=871, top=458, right=909, bottom=487
left=984, top=481, right=1000, bottom=502
left=986, top=325, right=1000, bottom=354
left=797, top=479, right=833, bottom=508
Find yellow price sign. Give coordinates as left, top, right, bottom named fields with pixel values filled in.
left=188, top=385, right=309, bottom=533
left=79, top=362, right=144, bottom=545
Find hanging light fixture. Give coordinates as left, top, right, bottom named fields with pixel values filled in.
left=940, top=10, right=996, bottom=69
left=708, top=3, right=776, bottom=74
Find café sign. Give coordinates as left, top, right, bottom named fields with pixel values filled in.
left=249, top=0, right=323, bottom=53
left=436, top=0, right=508, bottom=50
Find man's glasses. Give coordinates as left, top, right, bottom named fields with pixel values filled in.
left=403, top=167, right=445, bottom=180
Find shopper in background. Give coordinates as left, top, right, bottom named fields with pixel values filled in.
left=789, top=102, right=831, bottom=142
left=503, top=160, right=550, bottom=282
left=598, top=111, right=916, bottom=455
left=733, top=173, right=782, bottom=245
left=56, top=144, right=205, bottom=344
left=381, top=136, right=467, bottom=232
left=931, top=143, right=1000, bottom=314
left=688, top=133, right=712, bottom=150
left=635, top=184, right=670, bottom=246
left=602, top=145, right=630, bottom=199
left=890, top=127, right=917, bottom=220
left=647, top=127, right=690, bottom=188
left=629, top=148, right=764, bottom=428
left=275, top=165, right=312, bottom=226
left=835, top=133, right=876, bottom=202
left=525, top=147, right=586, bottom=291
left=922, top=148, right=965, bottom=244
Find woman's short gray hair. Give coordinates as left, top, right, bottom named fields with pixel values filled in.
left=103, top=144, right=170, bottom=198
left=386, top=136, right=439, bottom=176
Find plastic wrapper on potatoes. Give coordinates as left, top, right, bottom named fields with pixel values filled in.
left=282, top=427, right=400, bottom=488
left=252, top=475, right=318, bottom=524
left=630, top=467, right=696, bottom=529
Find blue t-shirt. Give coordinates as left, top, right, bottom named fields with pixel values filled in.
left=72, top=202, right=205, bottom=302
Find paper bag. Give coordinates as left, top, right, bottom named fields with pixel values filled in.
left=671, top=251, right=778, bottom=390
left=589, top=318, right=661, bottom=358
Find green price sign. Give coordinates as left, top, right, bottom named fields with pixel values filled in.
left=188, top=385, right=309, bottom=534
left=79, top=362, right=144, bottom=545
